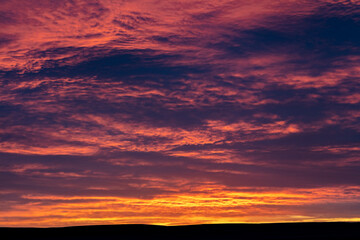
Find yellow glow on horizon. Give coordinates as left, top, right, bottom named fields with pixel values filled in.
left=2, top=186, right=360, bottom=227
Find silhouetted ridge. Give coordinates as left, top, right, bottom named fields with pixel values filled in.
left=1, top=222, right=360, bottom=240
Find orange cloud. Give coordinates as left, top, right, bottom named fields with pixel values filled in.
left=2, top=185, right=360, bottom=227
left=1, top=0, right=360, bottom=227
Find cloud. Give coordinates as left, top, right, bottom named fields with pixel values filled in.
left=0, top=0, right=360, bottom=226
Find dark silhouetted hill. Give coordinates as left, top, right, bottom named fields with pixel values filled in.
left=1, top=222, right=360, bottom=240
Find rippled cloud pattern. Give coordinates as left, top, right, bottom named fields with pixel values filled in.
left=0, top=0, right=360, bottom=227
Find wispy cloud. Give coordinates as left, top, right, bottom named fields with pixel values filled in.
left=0, top=0, right=359, bottom=226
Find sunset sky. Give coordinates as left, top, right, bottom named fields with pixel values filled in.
left=1, top=0, right=360, bottom=227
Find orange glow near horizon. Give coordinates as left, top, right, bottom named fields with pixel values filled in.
left=2, top=185, right=360, bottom=227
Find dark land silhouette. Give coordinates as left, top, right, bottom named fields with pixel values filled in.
left=1, top=222, right=360, bottom=240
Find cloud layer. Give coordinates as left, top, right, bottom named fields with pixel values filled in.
left=0, top=0, right=360, bottom=226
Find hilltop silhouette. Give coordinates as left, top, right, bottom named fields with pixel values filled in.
left=1, top=222, right=360, bottom=240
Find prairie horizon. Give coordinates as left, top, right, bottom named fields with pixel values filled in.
left=2, top=222, right=360, bottom=240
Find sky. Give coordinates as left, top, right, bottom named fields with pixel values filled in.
left=0, top=0, right=360, bottom=227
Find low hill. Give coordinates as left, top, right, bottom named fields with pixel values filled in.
left=1, top=222, right=360, bottom=240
